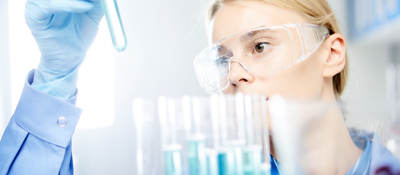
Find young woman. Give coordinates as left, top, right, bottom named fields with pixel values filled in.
left=193, top=0, right=400, bottom=174
left=0, top=0, right=398, bottom=174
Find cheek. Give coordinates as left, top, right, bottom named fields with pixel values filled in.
left=254, top=57, right=323, bottom=99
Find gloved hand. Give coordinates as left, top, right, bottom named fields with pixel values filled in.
left=26, top=0, right=104, bottom=101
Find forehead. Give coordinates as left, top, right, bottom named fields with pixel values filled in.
left=211, top=1, right=307, bottom=43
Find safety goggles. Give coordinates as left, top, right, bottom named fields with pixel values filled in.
left=193, top=23, right=329, bottom=93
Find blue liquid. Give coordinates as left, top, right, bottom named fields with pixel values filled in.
left=217, top=150, right=234, bottom=175
left=187, top=138, right=207, bottom=175
left=242, top=146, right=262, bottom=175
left=101, top=0, right=127, bottom=51
left=217, top=148, right=243, bottom=175
left=163, top=145, right=183, bottom=175
left=205, top=149, right=219, bottom=175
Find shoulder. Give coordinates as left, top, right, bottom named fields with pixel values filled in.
left=348, top=128, right=400, bottom=174
left=369, top=135, right=400, bottom=174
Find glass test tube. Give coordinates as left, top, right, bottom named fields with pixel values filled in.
left=210, top=95, right=231, bottom=175
left=209, top=95, right=222, bottom=175
left=243, top=95, right=273, bottom=175
left=157, top=95, right=270, bottom=175
left=205, top=148, right=219, bottom=175
left=163, top=144, right=183, bottom=175
left=214, top=94, right=246, bottom=175
left=159, top=97, right=183, bottom=175
left=133, top=99, right=163, bottom=175
left=101, top=0, right=127, bottom=51
left=183, top=96, right=208, bottom=175
left=241, top=95, right=267, bottom=175
left=259, top=96, right=271, bottom=175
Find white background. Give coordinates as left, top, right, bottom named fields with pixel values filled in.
left=0, top=0, right=398, bottom=173
left=0, top=0, right=10, bottom=136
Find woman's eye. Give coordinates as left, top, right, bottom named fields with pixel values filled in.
left=216, top=56, right=228, bottom=66
left=254, top=42, right=270, bottom=54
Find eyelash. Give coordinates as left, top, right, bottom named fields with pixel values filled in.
left=251, top=41, right=271, bottom=55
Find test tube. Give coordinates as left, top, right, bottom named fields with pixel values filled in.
left=213, top=94, right=245, bottom=175
left=241, top=95, right=268, bottom=175
left=158, top=97, right=184, bottom=175
left=183, top=96, right=208, bottom=175
left=210, top=95, right=233, bottom=175
left=208, top=95, right=222, bottom=175
left=132, top=99, right=163, bottom=175
left=187, top=135, right=207, bottom=175
left=258, top=96, right=271, bottom=175
left=163, top=144, right=183, bottom=175
left=101, top=0, right=127, bottom=51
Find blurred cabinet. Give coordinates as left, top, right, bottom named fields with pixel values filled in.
left=348, top=0, right=400, bottom=118
left=348, top=0, right=400, bottom=43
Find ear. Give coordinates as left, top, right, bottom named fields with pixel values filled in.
left=322, top=34, right=346, bottom=78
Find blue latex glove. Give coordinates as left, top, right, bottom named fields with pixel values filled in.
left=26, top=0, right=104, bottom=101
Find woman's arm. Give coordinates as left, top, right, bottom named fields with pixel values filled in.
left=0, top=70, right=81, bottom=175
left=0, top=0, right=103, bottom=174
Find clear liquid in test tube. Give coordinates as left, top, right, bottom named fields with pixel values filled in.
left=101, top=0, right=127, bottom=52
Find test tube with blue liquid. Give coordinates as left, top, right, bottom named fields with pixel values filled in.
left=242, top=95, right=270, bottom=175
left=212, top=94, right=270, bottom=175
left=182, top=96, right=208, bottom=175
left=158, top=95, right=270, bottom=175
left=163, top=144, right=183, bottom=175
left=211, top=94, right=246, bottom=175
left=234, top=94, right=260, bottom=175
left=101, top=0, right=127, bottom=51
left=159, top=97, right=184, bottom=175
left=210, top=95, right=231, bottom=175
left=207, top=95, right=224, bottom=175
left=187, top=134, right=207, bottom=175
left=205, top=148, right=219, bottom=175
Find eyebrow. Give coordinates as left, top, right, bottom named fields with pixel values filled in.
left=239, top=28, right=275, bottom=42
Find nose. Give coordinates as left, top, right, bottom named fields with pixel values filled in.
left=228, top=61, right=254, bottom=90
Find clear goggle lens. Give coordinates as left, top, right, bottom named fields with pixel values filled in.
left=193, top=23, right=329, bottom=93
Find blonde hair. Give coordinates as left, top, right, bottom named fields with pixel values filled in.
left=208, top=0, right=348, bottom=96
